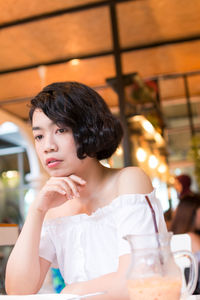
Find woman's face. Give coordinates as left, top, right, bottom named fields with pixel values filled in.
left=32, top=109, right=85, bottom=177
left=174, top=178, right=183, bottom=194
left=195, top=208, right=200, bottom=230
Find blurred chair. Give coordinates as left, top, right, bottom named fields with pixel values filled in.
left=0, top=223, right=19, bottom=246
left=171, top=233, right=192, bottom=252
left=0, top=223, right=19, bottom=294
left=171, top=234, right=200, bottom=294
left=171, top=233, right=192, bottom=269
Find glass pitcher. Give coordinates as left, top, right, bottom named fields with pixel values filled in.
left=124, top=232, right=198, bottom=300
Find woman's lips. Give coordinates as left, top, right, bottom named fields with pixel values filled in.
left=46, top=158, right=63, bottom=168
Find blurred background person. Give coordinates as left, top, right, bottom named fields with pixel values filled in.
left=174, top=174, right=195, bottom=201
left=170, top=195, right=200, bottom=252
left=164, top=174, right=196, bottom=230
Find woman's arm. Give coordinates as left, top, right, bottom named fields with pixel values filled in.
left=5, top=204, right=50, bottom=294
left=61, top=255, right=131, bottom=300
left=5, top=175, right=86, bottom=295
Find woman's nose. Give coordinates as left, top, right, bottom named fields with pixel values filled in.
left=44, top=137, right=58, bottom=153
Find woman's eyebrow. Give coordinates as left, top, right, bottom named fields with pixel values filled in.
left=32, top=120, right=54, bottom=131
left=32, top=126, right=41, bottom=131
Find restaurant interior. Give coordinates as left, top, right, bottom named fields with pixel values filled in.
left=0, top=0, right=200, bottom=296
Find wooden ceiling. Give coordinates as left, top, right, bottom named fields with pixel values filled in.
left=0, top=0, right=200, bottom=120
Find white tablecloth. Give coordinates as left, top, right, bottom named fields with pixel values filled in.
left=0, top=295, right=76, bottom=300
left=0, top=294, right=200, bottom=300
left=186, top=296, right=200, bottom=300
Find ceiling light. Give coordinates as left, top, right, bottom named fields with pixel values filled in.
left=154, top=132, right=164, bottom=145
left=148, top=155, right=158, bottom=169
left=70, top=59, right=80, bottom=66
left=136, top=148, right=147, bottom=162
left=142, top=120, right=155, bottom=134
left=158, top=163, right=167, bottom=173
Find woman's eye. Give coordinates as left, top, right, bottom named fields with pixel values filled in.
left=57, top=128, right=68, bottom=134
left=34, top=135, right=43, bottom=141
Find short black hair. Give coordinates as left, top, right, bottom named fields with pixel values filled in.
left=29, top=81, right=123, bottom=160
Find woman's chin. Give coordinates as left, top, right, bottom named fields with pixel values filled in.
left=47, top=168, right=70, bottom=177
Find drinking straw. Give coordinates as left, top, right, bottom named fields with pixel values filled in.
left=145, top=196, right=159, bottom=234
left=145, top=195, right=164, bottom=266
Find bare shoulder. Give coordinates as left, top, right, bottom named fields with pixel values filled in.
left=117, top=166, right=153, bottom=195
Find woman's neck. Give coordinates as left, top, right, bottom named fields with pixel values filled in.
left=75, top=159, right=118, bottom=214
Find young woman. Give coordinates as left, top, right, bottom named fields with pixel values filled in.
left=174, top=174, right=195, bottom=201
left=5, top=82, right=167, bottom=299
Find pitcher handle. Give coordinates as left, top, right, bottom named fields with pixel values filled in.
left=173, top=250, right=198, bottom=297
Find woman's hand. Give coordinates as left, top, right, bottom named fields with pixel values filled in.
left=34, top=175, right=86, bottom=213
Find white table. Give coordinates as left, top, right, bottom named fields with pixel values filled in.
left=0, top=295, right=74, bottom=299
left=0, top=294, right=199, bottom=300
left=0, top=295, right=71, bottom=299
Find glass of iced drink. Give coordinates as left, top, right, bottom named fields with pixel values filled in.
left=127, top=276, right=181, bottom=300
left=124, top=232, right=198, bottom=300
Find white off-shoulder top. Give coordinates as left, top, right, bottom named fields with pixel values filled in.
left=39, top=190, right=167, bottom=284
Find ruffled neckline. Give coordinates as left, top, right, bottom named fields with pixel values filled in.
left=43, top=189, right=156, bottom=225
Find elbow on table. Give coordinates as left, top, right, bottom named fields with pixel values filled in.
left=5, top=284, right=39, bottom=295
left=5, top=276, right=40, bottom=295
left=5, top=262, right=42, bottom=295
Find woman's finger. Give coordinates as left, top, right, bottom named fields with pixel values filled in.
left=62, top=177, right=81, bottom=197
left=68, top=174, right=86, bottom=186
left=47, top=181, right=73, bottom=199
left=47, top=175, right=86, bottom=198
left=48, top=177, right=79, bottom=198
